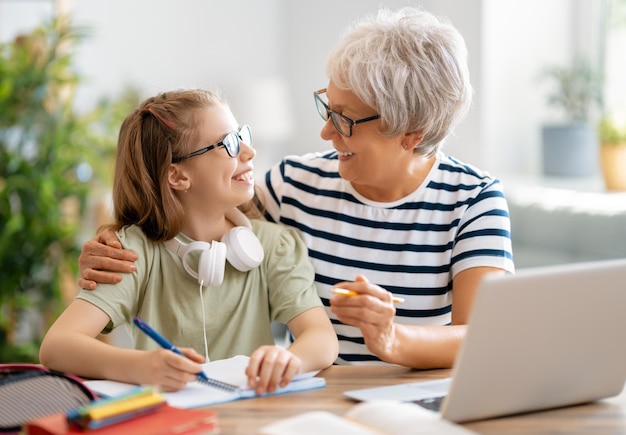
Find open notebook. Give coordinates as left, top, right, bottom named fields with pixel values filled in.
left=85, top=355, right=325, bottom=408
left=345, top=259, right=626, bottom=423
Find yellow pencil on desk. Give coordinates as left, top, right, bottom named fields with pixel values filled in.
left=87, top=388, right=165, bottom=421
left=333, top=288, right=405, bottom=304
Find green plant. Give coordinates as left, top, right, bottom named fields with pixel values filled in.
left=0, top=15, right=137, bottom=362
left=598, top=114, right=626, bottom=146
left=540, top=56, right=604, bottom=123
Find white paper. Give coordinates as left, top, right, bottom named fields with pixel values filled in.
left=260, top=401, right=477, bottom=435
left=84, top=355, right=324, bottom=409
left=260, top=411, right=384, bottom=435
left=345, top=401, right=477, bottom=434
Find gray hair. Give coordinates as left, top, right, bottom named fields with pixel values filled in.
left=326, top=7, right=472, bottom=156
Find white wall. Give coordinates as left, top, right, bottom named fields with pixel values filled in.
left=482, top=0, right=573, bottom=177
left=482, top=0, right=607, bottom=179
left=0, top=0, right=605, bottom=180
left=0, top=1, right=54, bottom=39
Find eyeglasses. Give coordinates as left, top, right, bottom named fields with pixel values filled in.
left=172, top=125, right=252, bottom=163
left=313, top=88, right=380, bottom=137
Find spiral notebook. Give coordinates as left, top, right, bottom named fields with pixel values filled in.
left=85, top=355, right=325, bottom=408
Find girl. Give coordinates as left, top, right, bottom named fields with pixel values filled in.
left=39, top=89, right=338, bottom=393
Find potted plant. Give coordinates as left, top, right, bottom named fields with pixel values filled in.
left=539, top=57, right=604, bottom=176
left=0, top=16, right=136, bottom=362
left=598, top=114, right=626, bottom=191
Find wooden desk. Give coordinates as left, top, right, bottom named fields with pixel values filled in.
left=210, top=365, right=626, bottom=434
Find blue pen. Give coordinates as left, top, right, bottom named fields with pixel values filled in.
left=132, top=316, right=211, bottom=383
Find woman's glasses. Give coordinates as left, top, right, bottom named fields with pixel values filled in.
left=172, top=125, right=252, bottom=163
left=313, top=88, right=380, bottom=137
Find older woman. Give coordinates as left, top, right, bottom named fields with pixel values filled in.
left=77, top=7, right=514, bottom=368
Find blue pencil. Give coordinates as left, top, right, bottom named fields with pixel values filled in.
left=132, top=316, right=211, bottom=383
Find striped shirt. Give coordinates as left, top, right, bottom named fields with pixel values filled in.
left=259, top=150, right=515, bottom=365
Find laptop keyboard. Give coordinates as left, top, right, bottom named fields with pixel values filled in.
left=413, top=396, right=446, bottom=412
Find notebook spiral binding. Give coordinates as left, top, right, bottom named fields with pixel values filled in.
left=197, top=376, right=240, bottom=393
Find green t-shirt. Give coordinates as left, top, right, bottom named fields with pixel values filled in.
left=76, top=219, right=321, bottom=361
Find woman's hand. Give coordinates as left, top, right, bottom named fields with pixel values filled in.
left=330, top=274, right=398, bottom=360
left=331, top=268, right=505, bottom=368
left=78, top=229, right=138, bottom=290
left=245, top=345, right=302, bottom=395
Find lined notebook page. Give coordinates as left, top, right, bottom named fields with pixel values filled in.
left=85, top=355, right=324, bottom=408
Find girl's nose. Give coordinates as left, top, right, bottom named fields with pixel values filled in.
left=240, top=141, right=256, bottom=161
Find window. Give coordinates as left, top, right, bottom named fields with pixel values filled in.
left=603, top=0, right=626, bottom=117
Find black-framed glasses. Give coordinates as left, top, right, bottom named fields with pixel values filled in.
left=313, top=88, right=380, bottom=137
left=172, top=125, right=252, bottom=163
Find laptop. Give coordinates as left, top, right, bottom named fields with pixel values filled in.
left=344, top=258, right=626, bottom=423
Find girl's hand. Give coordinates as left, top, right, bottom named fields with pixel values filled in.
left=245, top=345, right=302, bottom=395
left=135, top=347, right=205, bottom=392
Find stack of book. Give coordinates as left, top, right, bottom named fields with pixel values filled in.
left=25, top=385, right=218, bottom=434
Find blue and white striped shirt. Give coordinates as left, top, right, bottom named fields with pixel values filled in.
left=259, top=150, right=514, bottom=365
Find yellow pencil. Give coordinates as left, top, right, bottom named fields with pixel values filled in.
left=333, top=288, right=405, bottom=304
left=87, top=390, right=165, bottom=421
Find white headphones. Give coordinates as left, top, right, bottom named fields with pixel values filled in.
left=164, top=208, right=264, bottom=287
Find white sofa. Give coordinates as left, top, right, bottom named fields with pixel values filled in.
left=506, top=185, right=626, bottom=269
